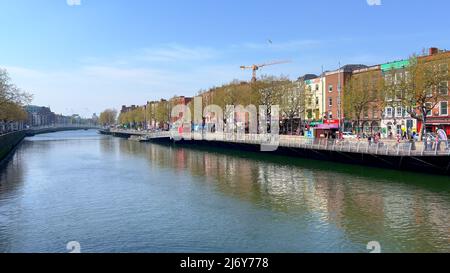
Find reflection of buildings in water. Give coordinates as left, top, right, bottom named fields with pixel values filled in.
left=117, top=141, right=450, bottom=251
left=411, top=192, right=450, bottom=250
left=101, top=136, right=121, bottom=159
left=203, top=153, right=258, bottom=195
left=174, top=148, right=186, bottom=171
left=255, top=164, right=333, bottom=215
left=380, top=188, right=450, bottom=251
left=316, top=173, right=389, bottom=239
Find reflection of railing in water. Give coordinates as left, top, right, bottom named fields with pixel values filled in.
left=109, top=129, right=450, bottom=157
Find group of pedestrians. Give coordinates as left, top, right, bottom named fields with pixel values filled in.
left=425, top=126, right=449, bottom=151
left=356, top=132, right=382, bottom=145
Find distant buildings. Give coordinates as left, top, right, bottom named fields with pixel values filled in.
left=23, top=105, right=97, bottom=128
left=303, top=48, right=450, bottom=138
left=24, top=105, right=55, bottom=127
left=304, top=77, right=325, bottom=122
left=118, top=47, right=449, bottom=138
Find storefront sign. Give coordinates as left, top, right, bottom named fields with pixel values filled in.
left=426, top=117, right=450, bottom=125
left=324, top=119, right=339, bottom=125
left=310, top=120, right=324, bottom=126
left=317, top=124, right=339, bottom=129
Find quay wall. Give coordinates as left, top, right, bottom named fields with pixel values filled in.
left=0, top=131, right=26, bottom=164
left=103, top=129, right=450, bottom=176
left=154, top=138, right=450, bottom=175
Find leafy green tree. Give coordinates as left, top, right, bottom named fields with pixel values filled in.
left=344, top=70, right=383, bottom=133
left=99, top=109, right=117, bottom=126
left=384, top=53, right=450, bottom=138
left=0, top=69, right=32, bottom=122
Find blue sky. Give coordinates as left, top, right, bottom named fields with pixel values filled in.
left=1, top=0, right=449, bottom=117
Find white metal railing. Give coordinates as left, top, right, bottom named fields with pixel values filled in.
left=113, top=129, right=450, bottom=157
left=30, top=124, right=100, bottom=130
left=0, top=124, right=100, bottom=136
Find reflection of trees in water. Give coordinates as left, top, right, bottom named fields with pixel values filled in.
left=0, top=141, right=28, bottom=252
left=117, top=140, right=450, bottom=252
left=0, top=142, right=28, bottom=193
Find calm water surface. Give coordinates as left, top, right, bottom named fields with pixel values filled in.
left=0, top=130, right=449, bottom=253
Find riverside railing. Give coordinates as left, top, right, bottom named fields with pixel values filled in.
left=111, top=129, right=450, bottom=157
left=30, top=124, right=100, bottom=130
left=0, top=124, right=100, bottom=136
left=178, top=132, right=450, bottom=157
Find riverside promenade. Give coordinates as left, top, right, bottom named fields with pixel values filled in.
left=101, top=129, right=450, bottom=175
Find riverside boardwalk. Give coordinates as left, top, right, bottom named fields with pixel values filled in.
left=100, top=129, right=450, bottom=175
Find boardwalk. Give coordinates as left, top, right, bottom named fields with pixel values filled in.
left=106, top=129, right=450, bottom=157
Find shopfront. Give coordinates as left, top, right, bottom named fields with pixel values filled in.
left=381, top=118, right=417, bottom=138
left=315, top=119, right=340, bottom=138
left=419, top=117, right=450, bottom=135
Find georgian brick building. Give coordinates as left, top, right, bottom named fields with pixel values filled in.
left=350, top=65, right=383, bottom=134
left=324, top=64, right=367, bottom=132
left=417, top=48, right=450, bottom=135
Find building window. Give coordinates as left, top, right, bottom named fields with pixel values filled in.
left=328, top=98, right=333, bottom=107
left=439, top=81, right=448, bottom=95
left=440, top=101, right=448, bottom=116
left=395, top=107, right=403, bottom=118
left=385, top=107, right=393, bottom=118
left=395, top=73, right=403, bottom=84
left=315, top=84, right=319, bottom=91
left=403, top=107, right=410, bottom=117
left=328, top=85, right=333, bottom=92
left=328, top=111, right=333, bottom=119
left=404, top=71, right=410, bottom=82
left=425, top=102, right=433, bottom=117
left=315, top=97, right=319, bottom=105
left=440, top=63, right=449, bottom=75
left=373, top=108, right=378, bottom=119
left=384, top=74, right=393, bottom=84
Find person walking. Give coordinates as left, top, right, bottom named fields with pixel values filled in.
left=436, top=126, right=448, bottom=151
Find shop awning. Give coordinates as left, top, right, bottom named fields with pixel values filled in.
left=317, top=124, right=339, bottom=129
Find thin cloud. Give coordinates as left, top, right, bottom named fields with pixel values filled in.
left=234, top=39, right=321, bottom=51
left=133, top=44, right=220, bottom=63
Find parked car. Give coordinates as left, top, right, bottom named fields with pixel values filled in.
left=342, top=132, right=357, bottom=139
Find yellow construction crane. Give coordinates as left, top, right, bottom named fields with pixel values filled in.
left=240, top=60, right=290, bottom=82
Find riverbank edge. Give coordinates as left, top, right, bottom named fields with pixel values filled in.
left=0, top=131, right=26, bottom=166
left=100, top=130, right=450, bottom=176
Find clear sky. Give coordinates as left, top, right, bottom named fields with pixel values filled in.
left=1, top=0, right=449, bottom=117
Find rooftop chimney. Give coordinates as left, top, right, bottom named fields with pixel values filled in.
left=429, top=47, right=439, bottom=55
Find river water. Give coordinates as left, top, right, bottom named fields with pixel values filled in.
left=0, top=130, right=448, bottom=253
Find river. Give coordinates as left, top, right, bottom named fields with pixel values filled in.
left=0, top=130, right=448, bottom=253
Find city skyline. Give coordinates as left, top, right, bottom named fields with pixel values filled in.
left=1, top=0, right=449, bottom=116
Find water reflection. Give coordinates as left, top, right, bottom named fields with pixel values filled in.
left=120, top=140, right=450, bottom=252
left=0, top=131, right=448, bottom=253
